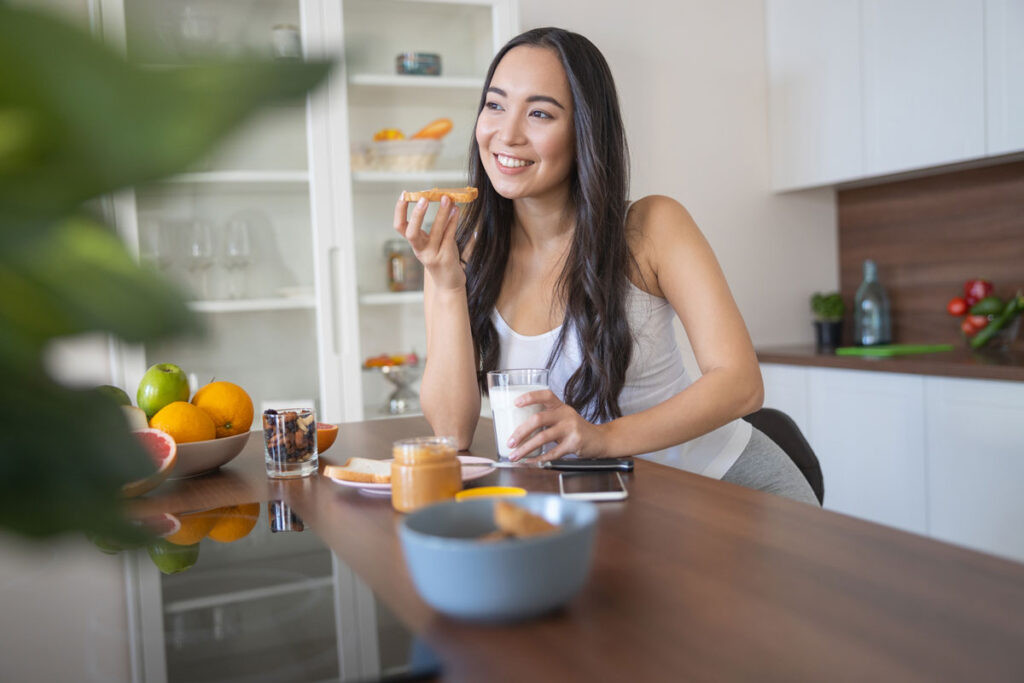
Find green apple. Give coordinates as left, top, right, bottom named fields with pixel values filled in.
left=137, top=363, right=189, bottom=418
left=97, top=384, right=132, bottom=406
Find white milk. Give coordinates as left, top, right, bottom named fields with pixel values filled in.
left=488, top=383, right=549, bottom=459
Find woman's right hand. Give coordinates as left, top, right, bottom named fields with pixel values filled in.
left=393, top=195, right=465, bottom=291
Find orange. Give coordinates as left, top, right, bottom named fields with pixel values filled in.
left=149, top=401, right=216, bottom=443
left=164, top=510, right=220, bottom=546
left=191, top=381, right=254, bottom=439
left=206, top=502, right=260, bottom=543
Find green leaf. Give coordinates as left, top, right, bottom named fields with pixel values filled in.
left=0, top=216, right=200, bottom=349
left=0, top=361, right=156, bottom=542
left=0, top=5, right=331, bottom=228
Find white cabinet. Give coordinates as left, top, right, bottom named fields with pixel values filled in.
left=925, top=376, right=1024, bottom=560
left=766, top=0, right=862, bottom=190
left=986, top=0, right=1024, bottom=155
left=862, top=0, right=986, bottom=175
left=99, top=0, right=517, bottom=424
left=806, top=368, right=929, bottom=534
left=761, top=362, right=1024, bottom=562
left=766, top=0, right=1015, bottom=191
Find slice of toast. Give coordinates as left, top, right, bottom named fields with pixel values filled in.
left=493, top=499, right=559, bottom=538
left=323, top=457, right=391, bottom=484
left=401, top=186, right=478, bottom=203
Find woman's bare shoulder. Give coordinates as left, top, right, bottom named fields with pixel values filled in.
left=626, top=195, right=701, bottom=295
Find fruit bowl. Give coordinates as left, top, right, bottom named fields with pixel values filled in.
left=170, top=431, right=251, bottom=479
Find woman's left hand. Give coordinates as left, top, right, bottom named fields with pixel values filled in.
left=507, top=390, right=609, bottom=463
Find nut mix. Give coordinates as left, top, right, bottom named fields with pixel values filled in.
left=263, top=409, right=317, bottom=465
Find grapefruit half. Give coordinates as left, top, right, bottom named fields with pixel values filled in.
left=316, top=423, right=338, bottom=453
left=122, top=428, right=178, bottom=498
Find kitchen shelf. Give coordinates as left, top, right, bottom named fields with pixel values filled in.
left=352, top=170, right=468, bottom=185
left=163, top=576, right=333, bottom=615
left=359, top=291, right=424, bottom=305
left=348, top=73, right=484, bottom=90
left=163, top=170, right=310, bottom=185
left=188, top=297, right=316, bottom=313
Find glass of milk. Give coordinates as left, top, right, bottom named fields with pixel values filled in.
left=487, top=369, right=549, bottom=461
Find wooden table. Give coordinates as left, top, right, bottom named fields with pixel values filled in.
left=134, top=418, right=1024, bottom=682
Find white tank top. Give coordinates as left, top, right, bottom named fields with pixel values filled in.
left=492, top=282, right=751, bottom=478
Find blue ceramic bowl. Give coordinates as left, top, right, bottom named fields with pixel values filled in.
left=399, top=494, right=598, bottom=621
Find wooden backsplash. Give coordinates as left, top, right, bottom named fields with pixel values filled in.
left=838, top=160, right=1024, bottom=346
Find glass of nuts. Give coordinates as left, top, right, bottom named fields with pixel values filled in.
left=262, top=408, right=318, bottom=478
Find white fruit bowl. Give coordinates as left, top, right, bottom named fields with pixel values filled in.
left=170, top=431, right=251, bottom=479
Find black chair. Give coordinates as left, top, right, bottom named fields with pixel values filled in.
left=742, top=407, right=824, bottom=504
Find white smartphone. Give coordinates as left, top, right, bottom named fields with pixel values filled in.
left=558, top=472, right=628, bottom=501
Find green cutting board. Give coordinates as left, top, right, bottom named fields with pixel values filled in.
left=835, top=344, right=955, bottom=357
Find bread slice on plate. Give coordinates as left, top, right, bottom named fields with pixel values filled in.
left=323, top=457, right=391, bottom=484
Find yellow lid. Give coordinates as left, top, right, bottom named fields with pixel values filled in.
left=455, top=486, right=527, bottom=501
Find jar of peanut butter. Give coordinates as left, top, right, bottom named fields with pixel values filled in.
left=391, top=436, right=461, bottom=513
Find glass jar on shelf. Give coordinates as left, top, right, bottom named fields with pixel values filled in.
left=384, top=239, right=423, bottom=292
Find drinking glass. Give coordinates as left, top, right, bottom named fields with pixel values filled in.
left=223, top=219, right=252, bottom=299
left=263, top=408, right=318, bottom=478
left=487, top=369, right=549, bottom=461
left=186, top=220, right=214, bottom=298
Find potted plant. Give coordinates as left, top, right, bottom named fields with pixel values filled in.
left=811, top=292, right=845, bottom=353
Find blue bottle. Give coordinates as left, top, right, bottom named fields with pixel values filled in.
left=854, top=259, right=891, bottom=345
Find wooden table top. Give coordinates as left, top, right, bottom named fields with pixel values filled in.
left=134, top=418, right=1024, bottom=682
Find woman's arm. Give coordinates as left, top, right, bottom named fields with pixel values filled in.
left=506, top=195, right=762, bottom=461
left=393, top=196, right=480, bottom=449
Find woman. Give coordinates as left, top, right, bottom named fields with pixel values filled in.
left=393, top=27, right=817, bottom=505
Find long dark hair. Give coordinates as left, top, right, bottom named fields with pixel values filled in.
left=456, top=27, right=634, bottom=423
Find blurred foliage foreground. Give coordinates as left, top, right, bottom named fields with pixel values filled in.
left=0, top=6, right=329, bottom=542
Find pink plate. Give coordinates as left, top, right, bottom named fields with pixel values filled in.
left=326, top=455, right=497, bottom=496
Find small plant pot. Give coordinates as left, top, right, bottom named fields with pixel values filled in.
left=814, top=320, right=843, bottom=353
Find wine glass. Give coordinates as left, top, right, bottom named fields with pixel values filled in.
left=222, top=219, right=252, bottom=299
left=186, top=220, right=214, bottom=299
left=139, top=221, right=173, bottom=273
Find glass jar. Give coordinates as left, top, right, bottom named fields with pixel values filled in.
left=385, top=239, right=423, bottom=292
left=391, top=436, right=461, bottom=513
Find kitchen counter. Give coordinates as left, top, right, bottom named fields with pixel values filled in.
left=757, top=344, right=1024, bottom=382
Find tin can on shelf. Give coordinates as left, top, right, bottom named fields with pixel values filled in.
left=391, top=436, right=461, bottom=513
left=395, top=52, right=441, bottom=76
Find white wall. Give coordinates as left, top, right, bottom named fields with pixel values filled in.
left=518, top=0, right=838, bottom=347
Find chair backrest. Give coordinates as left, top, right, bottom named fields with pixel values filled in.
left=742, top=408, right=824, bottom=504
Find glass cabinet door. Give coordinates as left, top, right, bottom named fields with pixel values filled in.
left=97, top=0, right=348, bottom=423
left=339, top=0, right=517, bottom=420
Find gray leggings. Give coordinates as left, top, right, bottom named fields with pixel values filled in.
left=721, top=427, right=820, bottom=506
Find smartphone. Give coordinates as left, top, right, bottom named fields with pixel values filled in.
left=542, top=458, right=634, bottom=472
left=558, top=472, right=628, bottom=501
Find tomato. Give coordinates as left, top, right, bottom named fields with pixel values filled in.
left=946, top=296, right=968, bottom=316
left=961, top=317, right=980, bottom=336
left=967, top=314, right=990, bottom=330
left=964, top=279, right=994, bottom=306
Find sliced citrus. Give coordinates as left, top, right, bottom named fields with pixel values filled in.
left=164, top=509, right=220, bottom=546
left=150, top=401, right=216, bottom=444
left=206, top=502, right=260, bottom=543
left=122, top=428, right=177, bottom=498
left=191, top=381, right=254, bottom=438
left=316, top=423, right=338, bottom=453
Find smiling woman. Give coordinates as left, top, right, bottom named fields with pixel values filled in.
left=390, top=27, right=818, bottom=505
